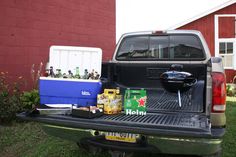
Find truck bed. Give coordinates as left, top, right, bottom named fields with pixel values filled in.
left=18, top=80, right=208, bottom=138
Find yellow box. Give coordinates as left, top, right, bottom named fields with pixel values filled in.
left=97, top=89, right=122, bottom=114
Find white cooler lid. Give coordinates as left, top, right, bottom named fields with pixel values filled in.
left=49, top=46, right=102, bottom=76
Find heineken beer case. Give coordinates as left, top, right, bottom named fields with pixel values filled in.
left=124, top=89, right=147, bottom=116
left=97, top=89, right=122, bottom=115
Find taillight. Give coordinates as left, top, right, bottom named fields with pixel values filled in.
left=212, top=72, right=226, bottom=113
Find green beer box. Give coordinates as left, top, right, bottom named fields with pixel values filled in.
left=124, top=88, right=147, bottom=116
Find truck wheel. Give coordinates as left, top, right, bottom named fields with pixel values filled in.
left=202, top=150, right=222, bottom=157
left=108, top=150, right=133, bottom=157
left=76, top=142, right=88, bottom=150
left=76, top=142, right=102, bottom=155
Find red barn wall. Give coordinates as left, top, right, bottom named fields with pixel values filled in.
left=0, top=0, right=116, bottom=89
left=177, top=3, right=236, bottom=82
left=219, top=17, right=235, bottom=38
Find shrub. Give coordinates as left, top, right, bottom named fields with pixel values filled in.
left=21, top=62, right=42, bottom=110
left=226, top=84, right=236, bottom=97
left=0, top=72, right=24, bottom=124
left=31, top=62, right=43, bottom=89
left=20, top=89, right=40, bottom=110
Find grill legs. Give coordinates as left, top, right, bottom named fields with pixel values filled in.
left=178, top=90, right=182, bottom=107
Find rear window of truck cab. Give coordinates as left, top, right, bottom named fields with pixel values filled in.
left=116, top=34, right=206, bottom=61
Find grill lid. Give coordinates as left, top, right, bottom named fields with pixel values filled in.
left=160, top=65, right=197, bottom=93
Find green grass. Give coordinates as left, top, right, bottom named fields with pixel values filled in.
left=0, top=122, right=107, bottom=157
left=222, top=101, right=236, bottom=157
left=0, top=100, right=236, bottom=157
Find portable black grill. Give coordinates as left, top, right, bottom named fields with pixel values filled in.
left=160, top=64, right=197, bottom=107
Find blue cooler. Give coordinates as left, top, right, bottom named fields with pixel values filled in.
left=39, top=77, right=102, bottom=107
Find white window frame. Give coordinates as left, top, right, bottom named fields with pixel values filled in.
left=214, top=14, right=236, bottom=70
left=218, top=38, right=235, bottom=69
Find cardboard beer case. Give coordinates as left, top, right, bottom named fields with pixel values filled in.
left=124, top=88, right=147, bottom=116
left=97, top=88, right=122, bottom=115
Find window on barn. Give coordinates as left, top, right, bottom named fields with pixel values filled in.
left=219, top=42, right=234, bottom=68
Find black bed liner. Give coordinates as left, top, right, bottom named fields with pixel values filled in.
left=146, top=89, right=203, bottom=113
left=18, top=111, right=211, bottom=138
left=99, top=113, right=208, bottom=130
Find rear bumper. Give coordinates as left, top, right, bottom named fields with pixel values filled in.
left=42, top=124, right=224, bottom=156
left=148, top=135, right=222, bottom=156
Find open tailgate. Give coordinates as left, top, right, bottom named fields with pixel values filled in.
left=17, top=112, right=211, bottom=138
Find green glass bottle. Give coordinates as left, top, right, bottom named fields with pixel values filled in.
left=75, top=67, right=80, bottom=79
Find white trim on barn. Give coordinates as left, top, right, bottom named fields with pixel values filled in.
left=169, top=0, right=236, bottom=30
left=214, top=14, right=236, bottom=70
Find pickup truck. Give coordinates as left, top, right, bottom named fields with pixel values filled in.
left=18, top=30, right=226, bottom=157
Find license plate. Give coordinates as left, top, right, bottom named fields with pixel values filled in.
left=105, top=132, right=138, bottom=143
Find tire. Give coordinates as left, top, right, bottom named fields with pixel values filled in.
left=108, top=151, right=134, bottom=157
left=76, top=142, right=102, bottom=155
left=202, top=150, right=222, bottom=157
left=76, top=142, right=88, bottom=150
